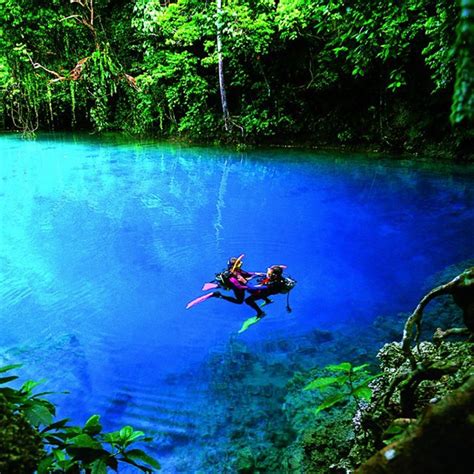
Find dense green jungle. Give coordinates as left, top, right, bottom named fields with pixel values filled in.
left=0, top=0, right=473, bottom=158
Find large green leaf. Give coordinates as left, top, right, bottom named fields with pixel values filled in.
left=124, top=449, right=161, bottom=470
left=68, top=433, right=102, bottom=449
left=304, top=375, right=347, bottom=391
left=21, top=379, right=45, bottom=394
left=64, top=426, right=82, bottom=437
left=85, top=415, right=101, bottom=427
left=315, top=393, right=348, bottom=413
left=104, top=431, right=121, bottom=444
left=53, top=449, right=67, bottom=462
left=0, top=364, right=22, bottom=373
left=24, top=403, right=54, bottom=426
left=325, top=362, right=352, bottom=372
left=128, top=430, right=145, bottom=443
left=118, top=426, right=145, bottom=447
left=0, top=386, right=23, bottom=403
left=84, top=414, right=103, bottom=435
left=0, top=375, right=19, bottom=384
left=120, top=426, right=134, bottom=440
left=352, top=386, right=372, bottom=400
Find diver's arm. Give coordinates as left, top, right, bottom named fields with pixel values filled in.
left=246, top=281, right=269, bottom=292
left=229, top=276, right=248, bottom=290
left=240, top=270, right=267, bottom=278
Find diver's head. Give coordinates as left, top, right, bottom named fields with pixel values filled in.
left=227, top=256, right=243, bottom=270
left=267, top=265, right=283, bottom=279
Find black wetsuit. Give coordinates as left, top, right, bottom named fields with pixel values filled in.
left=245, top=277, right=286, bottom=316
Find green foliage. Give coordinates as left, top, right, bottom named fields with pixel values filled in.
left=304, top=362, right=380, bottom=414
left=382, top=421, right=410, bottom=446
left=276, top=0, right=457, bottom=91
left=451, top=0, right=474, bottom=125
left=0, top=392, right=45, bottom=473
left=0, top=0, right=137, bottom=132
left=0, top=364, right=160, bottom=473
left=0, top=0, right=471, bottom=149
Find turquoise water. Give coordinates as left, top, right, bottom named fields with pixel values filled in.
left=1, top=133, right=473, bottom=470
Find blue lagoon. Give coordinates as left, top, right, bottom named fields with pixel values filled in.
left=1, top=134, right=473, bottom=471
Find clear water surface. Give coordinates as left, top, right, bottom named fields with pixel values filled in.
left=1, top=133, right=473, bottom=470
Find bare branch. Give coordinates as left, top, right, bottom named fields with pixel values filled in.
left=27, top=54, right=66, bottom=81
left=60, top=15, right=82, bottom=22
left=400, top=267, right=474, bottom=367
left=69, top=57, right=89, bottom=80
left=123, top=73, right=139, bottom=91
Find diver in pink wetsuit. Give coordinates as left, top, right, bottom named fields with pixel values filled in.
left=212, top=256, right=271, bottom=306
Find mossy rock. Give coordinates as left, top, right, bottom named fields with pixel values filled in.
left=0, top=394, right=44, bottom=473
left=357, top=375, right=474, bottom=474
left=300, top=412, right=354, bottom=473
left=235, top=447, right=256, bottom=472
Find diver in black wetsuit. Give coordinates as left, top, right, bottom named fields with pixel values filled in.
left=245, top=265, right=287, bottom=318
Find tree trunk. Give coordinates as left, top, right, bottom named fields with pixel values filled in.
left=216, top=0, right=231, bottom=131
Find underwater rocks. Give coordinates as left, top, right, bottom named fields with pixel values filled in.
left=346, top=339, right=473, bottom=472
left=165, top=262, right=473, bottom=473
left=280, top=266, right=474, bottom=473
left=182, top=325, right=381, bottom=473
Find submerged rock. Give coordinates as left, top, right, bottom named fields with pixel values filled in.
left=357, top=374, right=474, bottom=474
left=345, top=338, right=473, bottom=471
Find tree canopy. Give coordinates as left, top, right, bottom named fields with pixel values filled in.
left=0, top=0, right=472, bottom=153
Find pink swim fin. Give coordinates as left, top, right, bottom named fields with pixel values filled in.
left=202, top=282, right=219, bottom=291
left=186, top=292, right=215, bottom=309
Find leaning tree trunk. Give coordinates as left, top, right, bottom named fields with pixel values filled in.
left=216, top=0, right=231, bottom=131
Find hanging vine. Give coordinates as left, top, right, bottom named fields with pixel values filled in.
left=1, top=0, right=138, bottom=133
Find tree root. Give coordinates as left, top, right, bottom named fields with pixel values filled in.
left=357, top=375, right=474, bottom=474
left=401, top=267, right=474, bottom=369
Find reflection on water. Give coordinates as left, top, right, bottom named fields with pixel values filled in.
left=1, top=133, right=473, bottom=470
